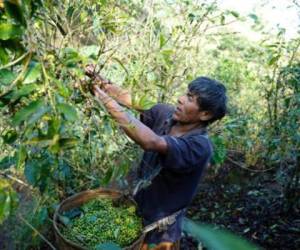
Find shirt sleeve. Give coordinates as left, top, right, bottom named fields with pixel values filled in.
left=140, top=103, right=172, bottom=129
left=159, top=135, right=212, bottom=171
left=140, top=106, right=156, bottom=129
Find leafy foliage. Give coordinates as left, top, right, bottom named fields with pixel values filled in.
left=0, top=0, right=299, bottom=249
left=0, top=179, right=18, bottom=224
left=183, top=218, right=259, bottom=250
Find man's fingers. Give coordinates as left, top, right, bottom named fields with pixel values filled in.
left=94, top=85, right=100, bottom=92
left=93, top=85, right=103, bottom=96
left=85, top=64, right=111, bottom=88
left=85, top=64, right=97, bottom=76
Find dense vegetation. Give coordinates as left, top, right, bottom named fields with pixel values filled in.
left=0, top=0, right=299, bottom=249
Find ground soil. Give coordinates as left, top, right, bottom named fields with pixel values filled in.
left=180, top=160, right=300, bottom=250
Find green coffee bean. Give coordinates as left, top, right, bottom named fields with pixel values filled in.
left=62, top=197, right=142, bottom=249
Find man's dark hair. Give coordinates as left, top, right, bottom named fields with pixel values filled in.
left=188, top=76, right=227, bottom=125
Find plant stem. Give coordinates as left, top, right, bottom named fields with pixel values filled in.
left=0, top=171, right=33, bottom=190
left=18, top=214, right=57, bottom=250
left=0, top=52, right=32, bottom=98
left=0, top=51, right=31, bottom=70
left=41, top=62, right=57, bottom=114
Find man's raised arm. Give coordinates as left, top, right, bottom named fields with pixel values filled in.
left=92, top=85, right=168, bottom=153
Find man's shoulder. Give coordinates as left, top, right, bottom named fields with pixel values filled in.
left=182, top=131, right=213, bottom=155
left=147, top=103, right=175, bottom=120
left=197, top=133, right=213, bottom=156
left=150, top=103, right=175, bottom=114
left=140, top=103, right=174, bottom=128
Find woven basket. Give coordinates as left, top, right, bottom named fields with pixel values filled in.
left=53, top=188, right=145, bottom=250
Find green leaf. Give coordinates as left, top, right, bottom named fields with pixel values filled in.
left=25, top=156, right=52, bottom=193
left=4, top=1, right=26, bottom=26
left=0, top=23, right=24, bottom=40
left=27, top=104, right=50, bottom=125
left=80, top=45, right=100, bottom=58
left=2, top=130, right=18, bottom=144
left=112, top=57, right=129, bottom=75
left=23, top=62, right=42, bottom=84
left=47, top=141, right=59, bottom=153
left=161, top=49, right=173, bottom=57
left=248, top=13, right=258, bottom=22
left=211, top=135, right=227, bottom=165
left=99, top=0, right=108, bottom=5
left=62, top=47, right=79, bottom=59
left=138, top=95, right=156, bottom=110
left=25, top=136, right=53, bottom=147
left=47, top=118, right=61, bottom=138
left=0, top=69, right=16, bottom=85
left=54, top=80, right=70, bottom=98
left=56, top=161, right=71, bottom=181
left=155, top=84, right=167, bottom=90
left=59, top=138, right=78, bottom=149
left=159, top=33, right=166, bottom=49
left=35, top=207, right=48, bottom=226
left=10, top=83, right=38, bottom=101
left=15, top=145, right=27, bottom=169
left=0, top=156, right=16, bottom=170
left=268, top=55, right=280, bottom=66
left=62, top=48, right=81, bottom=67
left=0, top=180, right=18, bottom=224
left=58, top=214, right=72, bottom=227
left=0, top=47, right=9, bottom=65
left=57, top=103, right=77, bottom=121
left=102, top=167, right=113, bottom=186
left=183, top=218, right=260, bottom=250
left=161, top=49, right=173, bottom=65
left=188, top=13, right=196, bottom=22
left=66, top=6, right=75, bottom=20
left=24, top=160, right=39, bottom=186
left=95, top=242, right=122, bottom=250
left=0, top=193, right=11, bottom=224
left=220, top=15, right=225, bottom=25
left=0, top=90, right=14, bottom=105
left=229, top=11, right=239, bottom=18
left=12, top=99, right=45, bottom=126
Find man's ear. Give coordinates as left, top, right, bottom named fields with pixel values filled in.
left=199, top=111, right=213, bottom=121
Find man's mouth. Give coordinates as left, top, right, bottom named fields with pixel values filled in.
left=175, top=107, right=182, bottom=113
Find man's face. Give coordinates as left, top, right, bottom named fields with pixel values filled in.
left=172, top=91, right=210, bottom=124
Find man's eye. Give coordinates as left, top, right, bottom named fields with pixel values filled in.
left=187, top=93, right=193, bottom=100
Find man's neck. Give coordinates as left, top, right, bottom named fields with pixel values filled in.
left=169, top=122, right=205, bottom=137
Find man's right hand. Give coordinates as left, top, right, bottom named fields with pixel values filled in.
left=85, top=64, right=138, bottom=111
left=85, top=64, right=97, bottom=78
left=85, top=64, right=111, bottom=88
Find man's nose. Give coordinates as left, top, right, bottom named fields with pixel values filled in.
left=178, top=95, right=185, bottom=104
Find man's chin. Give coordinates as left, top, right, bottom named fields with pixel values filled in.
left=172, top=114, right=186, bottom=123
left=172, top=113, right=179, bottom=121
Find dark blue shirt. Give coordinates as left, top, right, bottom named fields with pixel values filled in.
left=134, top=104, right=213, bottom=225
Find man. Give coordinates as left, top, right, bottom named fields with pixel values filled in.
left=85, top=66, right=227, bottom=250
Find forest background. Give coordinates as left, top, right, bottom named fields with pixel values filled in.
left=0, top=0, right=299, bottom=249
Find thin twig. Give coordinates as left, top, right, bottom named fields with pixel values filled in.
left=18, top=214, right=57, bottom=250
left=288, top=38, right=300, bottom=67
left=0, top=52, right=31, bottom=70
left=226, top=156, right=275, bottom=173
left=0, top=171, right=33, bottom=190
left=0, top=52, right=32, bottom=98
